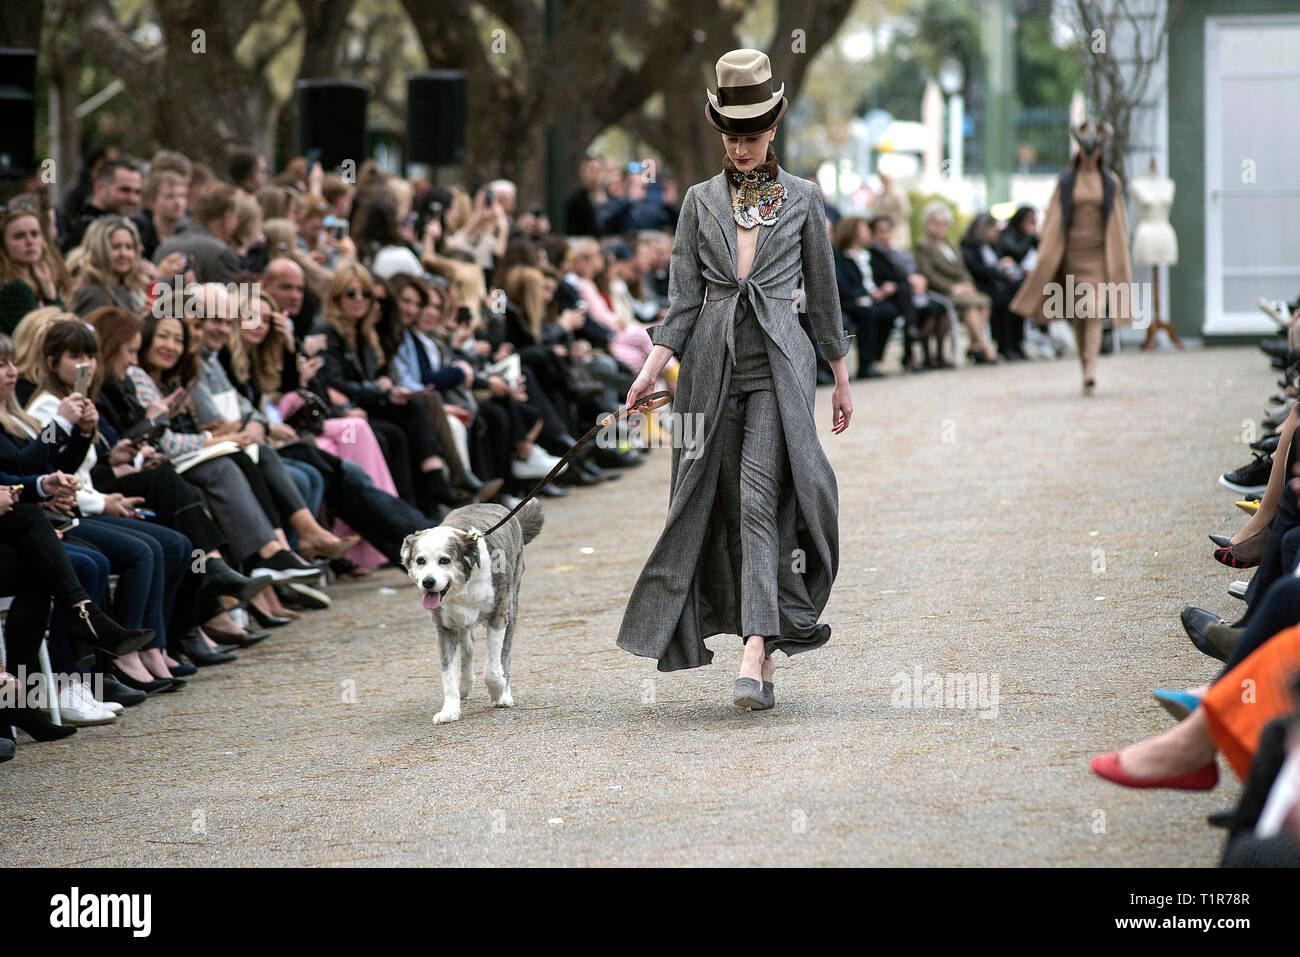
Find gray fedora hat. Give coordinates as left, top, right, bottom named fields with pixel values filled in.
left=704, top=48, right=789, bottom=136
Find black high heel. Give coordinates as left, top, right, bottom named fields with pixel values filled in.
left=1, top=706, right=78, bottom=741
left=244, top=602, right=292, bottom=629
left=68, top=602, right=153, bottom=667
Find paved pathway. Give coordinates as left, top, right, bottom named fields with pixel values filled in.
left=1, top=344, right=1257, bottom=866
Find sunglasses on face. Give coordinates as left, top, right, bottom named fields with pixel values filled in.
left=343, top=289, right=373, bottom=300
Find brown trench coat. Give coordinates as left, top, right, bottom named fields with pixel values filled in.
left=1009, top=163, right=1134, bottom=326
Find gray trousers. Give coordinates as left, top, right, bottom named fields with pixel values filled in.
left=183, top=455, right=276, bottom=563
left=718, top=300, right=785, bottom=641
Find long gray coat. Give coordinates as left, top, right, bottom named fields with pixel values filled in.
left=616, top=167, right=853, bottom=672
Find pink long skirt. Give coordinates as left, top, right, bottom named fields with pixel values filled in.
left=315, top=417, right=400, bottom=569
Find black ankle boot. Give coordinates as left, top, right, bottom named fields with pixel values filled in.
left=1, top=706, right=77, bottom=742
left=179, top=628, right=237, bottom=667
left=67, top=602, right=153, bottom=667
left=423, top=468, right=471, bottom=509
left=204, top=557, right=273, bottom=602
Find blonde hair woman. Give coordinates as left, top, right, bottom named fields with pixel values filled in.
left=318, top=262, right=469, bottom=513
left=228, top=290, right=290, bottom=404
left=67, top=215, right=148, bottom=317
left=503, top=265, right=546, bottom=343
left=10, top=307, right=74, bottom=404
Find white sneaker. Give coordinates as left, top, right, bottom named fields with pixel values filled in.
left=498, top=494, right=523, bottom=509
left=512, top=445, right=568, bottom=480
left=57, top=682, right=117, bottom=726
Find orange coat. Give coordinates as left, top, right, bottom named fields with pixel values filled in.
left=1010, top=164, right=1134, bottom=326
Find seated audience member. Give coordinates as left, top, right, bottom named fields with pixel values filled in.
left=153, top=182, right=243, bottom=284
left=318, top=263, right=469, bottom=514
left=1, top=199, right=72, bottom=336
left=960, top=212, right=1026, bottom=360
left=352, top=188, right=423, bottom=280
left=833, top=215, right=900, bottom=378
left=565, top=236, right=657, bottom=377
left=124, top=311, right=323, bottom=592
left=67, top=216, right=150, bottom=317
left=188, top=284, right=359, bottom=561
left=60, top=146, right=120, bottom=223
left=230, top=147, right=268, bottom=195
left=134, top=168, right=188, bottom=261
left=868, top=215, right=976, bottom=366
left=23, top=321, right=201, bottom=693
left=62, top=159, right=144, bottom=254
left=912, top=201, right=998, bottom=364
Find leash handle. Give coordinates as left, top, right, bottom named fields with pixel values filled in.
left=466, top=390, right=672, bottom=541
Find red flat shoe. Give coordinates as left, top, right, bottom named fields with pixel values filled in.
left=1090, top=751, right=1219, bottom=790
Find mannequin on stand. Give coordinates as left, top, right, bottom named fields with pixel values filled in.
left=1132, top=155, right=1182, bottom=350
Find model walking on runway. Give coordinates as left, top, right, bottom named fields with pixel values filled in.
left=618, top=49, right=854, bottom=710
left=1010, top=118, right=1134, bottom=395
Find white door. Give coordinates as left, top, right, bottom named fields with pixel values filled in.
left=1203, top=16, right=1300, bottom=336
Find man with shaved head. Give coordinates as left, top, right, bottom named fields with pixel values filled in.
left=263, top=257, right=319, bottom=340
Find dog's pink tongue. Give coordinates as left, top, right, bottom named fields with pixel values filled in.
left=422, top=592, right=441, bottom=611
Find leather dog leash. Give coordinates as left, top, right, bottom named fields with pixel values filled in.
left=465, top=390, right=672, bottom=542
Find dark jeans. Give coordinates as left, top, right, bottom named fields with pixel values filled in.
left=64, top=515, right=191, bottom=650
left=470, top=401, right=514, bottom=486
left=279, top=443, right=424, bottom=562
left=373, top=398, right=443, bottom=479
left=103, top=461, right=224, bottom=554
left=1241, top=496, right=1300, bottom=623
left=334, top=459, right=427, bottom=563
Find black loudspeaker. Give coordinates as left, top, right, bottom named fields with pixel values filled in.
left=406, top=71, right=467, bottom=167
left=294, top=79, right=368, bottom=172
left=0, top=47, right=37, bottom=178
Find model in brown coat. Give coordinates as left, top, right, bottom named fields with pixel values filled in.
left=1010, top=120, right=1133, bottom=395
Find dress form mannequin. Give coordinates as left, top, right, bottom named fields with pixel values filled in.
left=1131, top=156, right=1181, bottom=349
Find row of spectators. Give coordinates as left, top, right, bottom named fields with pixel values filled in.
left=830, top=202, right=1053, bottom=379
left=1087, top=305, right=1300, bottom=865
left=0, top=142, right=687, bottom=757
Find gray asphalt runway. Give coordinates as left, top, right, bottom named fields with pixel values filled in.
left=0, top=343, right=1258, bottom=866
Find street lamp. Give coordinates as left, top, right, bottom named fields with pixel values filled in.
left=937, top=58, right=965, bottom=184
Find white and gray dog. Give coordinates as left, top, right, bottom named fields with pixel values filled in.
left=400, top=499, right=544, bottom=723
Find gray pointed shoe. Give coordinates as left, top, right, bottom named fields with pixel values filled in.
left=762, top=680, right=775, bottom=709
left=733, top=677, right=767, bottom=710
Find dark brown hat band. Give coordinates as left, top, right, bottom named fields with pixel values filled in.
left=715, top=78, right=773, bottom=107
left=705, top=98, right=787, bottom=136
